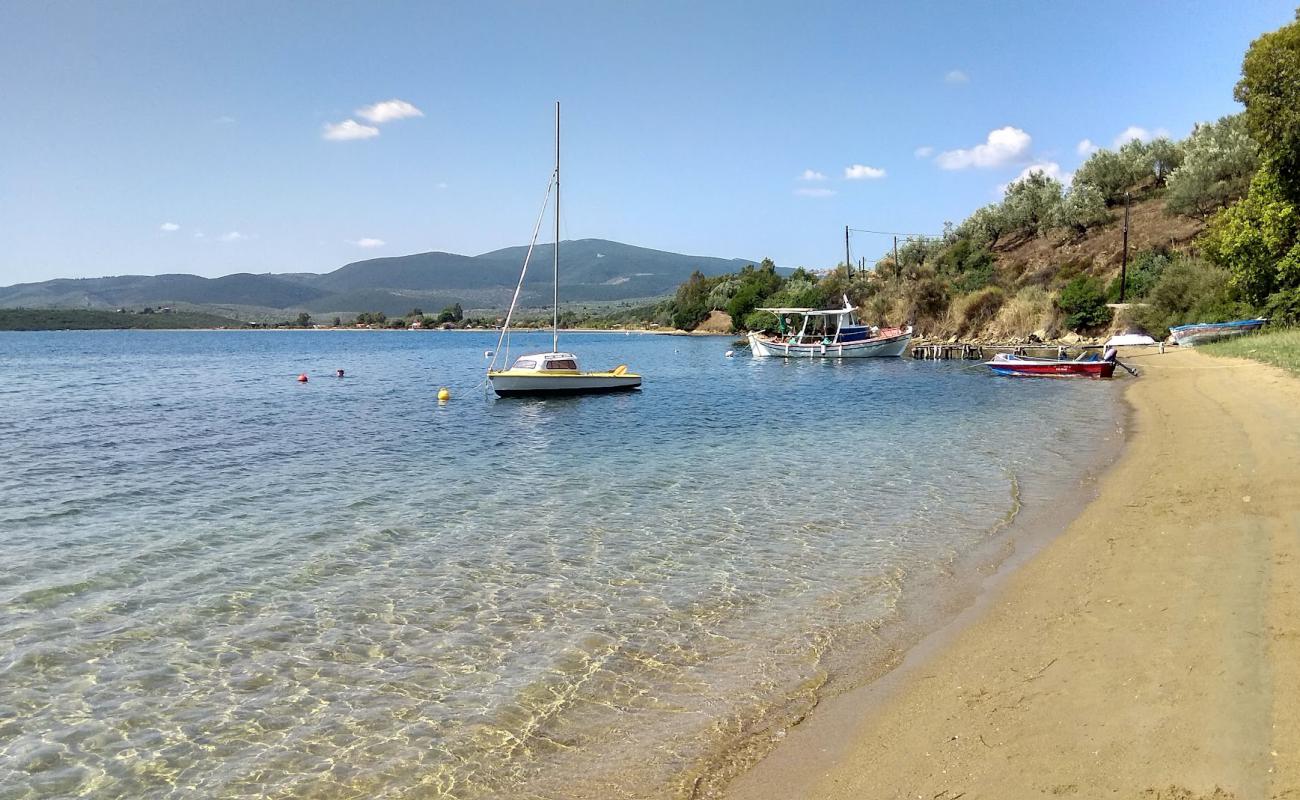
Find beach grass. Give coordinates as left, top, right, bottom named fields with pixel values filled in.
left=1200, top=328, right=1300, bottom=375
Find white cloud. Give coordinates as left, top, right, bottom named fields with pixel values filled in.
left=219, top=231, right=246, bottom=242
left=351, top=238, right=386, bottom=248
left=844, top=164, right=886, bottom=180
left=798, top=169, right=827, bottom=181
left=1076, top=138, right=1099, bottom=157
left=322, top=119, right=380, bottom=141
left=214, top=115, right=236, bottom=126
left=794, top=187, right=836, bottom=198
left=1112, top=126, right=1170, bottom=147
left=945, top=69, right=970, bottom=84
left=914, top=146, right=934, bottom=159
left=436, top=181, right=448, bottom=189
left=935, top=126, right=1032, bottom=170
left=194, top=230, right=205, bottom=239
left=356, top=99, right=424, bottom=124
left=159, top=222, right=180, bottom=232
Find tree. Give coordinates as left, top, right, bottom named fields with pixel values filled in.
left=1073, top=149, right=1143, bottom=205
left=1002, top=172, right=1064, bottom=238
left=1235, top=9, right=1300, bottom=204
left=296, top=312, right=312, bottom=327
left=435, top=303, right=464, bottom=324
left=1199, top=166, right=1300, bottom=305
left=1165, top=115, right=1260, bottom=219
left=1145, top=138, right=1186, bottom=186
left=1051, top=183, right=1111, bottom=234
left=332, top=316, right=342, bottom=327
left=960, top=204, right=1010, bottom=248
left=408, top=307, right=424, bottom=317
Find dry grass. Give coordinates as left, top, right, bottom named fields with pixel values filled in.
left=945, top=286, right=1006, bottom=337
left=985, top=286, right=1058, bottom=340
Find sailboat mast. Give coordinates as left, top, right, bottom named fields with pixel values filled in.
left=553, top=101, right=560, bottom=352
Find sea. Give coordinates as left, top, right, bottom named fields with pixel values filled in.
left=0, top=330, right=1123, bottom=799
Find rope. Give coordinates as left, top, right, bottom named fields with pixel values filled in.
left=487, top=173, right=556, bottom=375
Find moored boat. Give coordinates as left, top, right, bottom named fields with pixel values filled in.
left=985, top=351, right=1117, bottom=378
left=746, top=298, right=912, bottom=358
left=1169, top=317, right=1267, bottom=347
left=487, top=352, right=640, bottom=396
left=486, top=102, right=642, bottom=397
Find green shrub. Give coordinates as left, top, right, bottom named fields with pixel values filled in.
left=1129, top=257, right=1250, bottom=336
left=1263, top=286, right=1300, bottom=325
left=1057, top=276, right=1112, bottom=330
left=1106, top=250, right=1171, bottom=302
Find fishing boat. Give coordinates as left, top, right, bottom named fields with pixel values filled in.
left=1169, top=317, right=1267, bottom=347
left=984, top=350, right=1117, bottom=378
left=746, top=297, right=912, bottom=358
left=487, top=103, right=642, bottom=397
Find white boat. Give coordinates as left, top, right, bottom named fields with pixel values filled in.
left=487, top=103, right=642, bottom=397
left=746, top=298, right=912, bottom=358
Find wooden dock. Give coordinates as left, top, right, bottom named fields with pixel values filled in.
left=910, top=342, right=1088, bottom=360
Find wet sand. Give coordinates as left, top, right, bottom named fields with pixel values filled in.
left=725, top=348, right=1300, bottom=799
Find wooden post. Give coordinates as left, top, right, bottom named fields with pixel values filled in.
left=845, top=225, right=852, bottom=276
left=1120, top=191, right=1131, bottom=303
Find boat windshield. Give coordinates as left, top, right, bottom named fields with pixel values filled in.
left=511, top=357, right=538, bottom=370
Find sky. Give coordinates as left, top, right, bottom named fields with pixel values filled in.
left=0, top=0, right=1295, bottom=285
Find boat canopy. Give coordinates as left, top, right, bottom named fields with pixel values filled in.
left=756, top=306, right=858, bottom=316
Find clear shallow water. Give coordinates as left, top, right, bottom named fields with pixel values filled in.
left=0, top=330, right=1121, bottom=799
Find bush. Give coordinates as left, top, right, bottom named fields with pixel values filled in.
left=1106, top=250, right=1171, bottom=302
left=1130, top=257, right=1249, bottom=336
left=1263, top=286, right=1300, bottom=325
left=1056, top=276, right=1112, bottom=330
left=935, top=238, right=997, bottom=292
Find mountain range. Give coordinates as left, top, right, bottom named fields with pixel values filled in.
left=0, top=240, right=757, bottom=320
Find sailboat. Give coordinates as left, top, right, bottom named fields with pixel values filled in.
left=487, top=103, right=643, bottom=397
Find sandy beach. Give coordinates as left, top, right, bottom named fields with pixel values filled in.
left=726, top=348, right=1300, bottom=799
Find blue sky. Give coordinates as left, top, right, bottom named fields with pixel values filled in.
left=0, top=0, right=1294, bottom=284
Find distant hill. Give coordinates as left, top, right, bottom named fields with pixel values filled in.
left=0, top=239, right=757, bottom=319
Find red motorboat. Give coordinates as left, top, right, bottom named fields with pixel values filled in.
left=985, top=351, right=1117, bottom=378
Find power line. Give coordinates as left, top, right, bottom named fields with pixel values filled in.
left=847, top=227, right=943, bottom=238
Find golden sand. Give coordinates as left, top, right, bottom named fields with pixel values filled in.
left=726, top=348, right=1300, bottom=799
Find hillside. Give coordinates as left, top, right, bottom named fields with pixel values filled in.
left=0, top=239, right=757, bottom=320
left=990, top=196, right=1205, bottom=289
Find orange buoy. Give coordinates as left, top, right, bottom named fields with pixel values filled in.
left=297, top=373, right=309, bottom=382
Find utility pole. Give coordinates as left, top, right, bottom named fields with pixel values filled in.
left=845, top=225, right=852, bottom=276
left=893, top=236, right=900, bottom=277
left=1119, top=191, right=1131, bottom=304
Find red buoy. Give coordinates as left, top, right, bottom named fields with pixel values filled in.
left=297, top=373, right=309, bottom=382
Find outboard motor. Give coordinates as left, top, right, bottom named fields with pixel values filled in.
left=1103, top=346, right=1118, bottom=362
